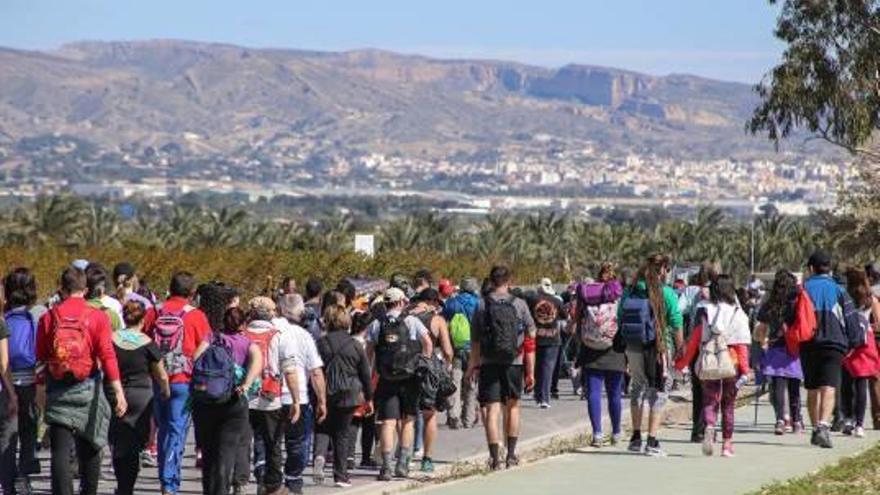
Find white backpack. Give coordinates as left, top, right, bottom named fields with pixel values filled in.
left=579, top=301, right=619, bottom=351
left=696, top=307, right=737, bottom=381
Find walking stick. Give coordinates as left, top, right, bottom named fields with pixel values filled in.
left=754, top=372, right=762, bottom=425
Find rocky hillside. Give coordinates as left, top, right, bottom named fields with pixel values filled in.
left=0, top=40, right=811, bottom=159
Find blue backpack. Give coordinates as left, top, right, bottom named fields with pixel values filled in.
left=191, top=334, right=236, bottom=405
left=620, top=296, right=656, bottom=345
left=5, top=309, right=37, bottom=372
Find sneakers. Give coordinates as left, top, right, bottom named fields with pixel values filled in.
left=335, top=479, right=353, bottom=488
left=702, top=427, right=715, bottom=457
left=610, top=433, right=623, bottom=446
left=793, top=421, right=805, bottom=434
left=774, top=420, right=786, bottom=436
left=420, top=457, right=435, bottom=473
left=842, top=421, right=855, bottom=436
left=855, top=426, right=866, bottom=438
left=815, top=426, right=833, bottom=449
left=312, top=455, right=326, bottom=485
left=627, top=434, right=643, bottom=453
left=590, top=433, right=606, bottom=448
left=448, top=418, right=461, bottom=430
left=488, top=457, right=503, bottom=471
left=721, top=440, right=735, bottom=457
left=394, top=455, right=411, bottom=478
left=644, top=443, right=667, bottom=457
left=539, top=402, right=551, bottom=409
left=140, top=450, right=158, bottom=468
left=378, top=466, right=393, bottom=481
left=505, top=455, right=520, bottom=469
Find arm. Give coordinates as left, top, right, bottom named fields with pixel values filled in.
left=93, top=312, right=126, bottom=417
left=434, top=317, right=453, bottom=364
left=150, top=360, right=171, bottom=400
left=0, top=339, right=17, bottom=417
left=841, top=292, right=866, bottom=348
left=730, top=344, right=751, bottom=376
left=355, top=345, right=374, bottom=416
left=754, top=322, right=769, bottom=349
left=282, top=370, right=300, bottom=423
left=523, top=335, right=536, bottom=391
left=192, top=340, right=210, bottom=361
left=674, top=324, right=702, bottom=371
left=238, top=343, right=263, bottom=395
left=310, top=367, right=327, bottom=422
left=664, top=287, right=685, bottom=351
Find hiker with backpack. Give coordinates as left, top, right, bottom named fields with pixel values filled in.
left=35, top=267, right=127, bottom=495
left=572, top=263, right=625, bottom=447
left=113, top=262, right=157, bottom=333
left=409, top=288, right=454, bottom=473
left=313, top=303, right=373, bottom=488
left=152, top=271, right=212, bottom=495
left=300, top=277, right=324, bottom=340
left=347, top=310, right=379, bottom=469
left=675, top=275, right=751, bottom=457
left=273, top=293, right=327, bottom=494
left=366, top=287, right=433, bottom=481
left=243, top=296, right=303, bottom=495
left=800, top=251, right=864, bottom=449
left=465, top=265, right=537, bottom=470
left=85, top=263, right=124, bottom=331
left=109, top=300, right=171, bottom=495
left=0, top=267, right=43, bottom=495
left=619, top=254, right=684, bottom=457
left=839, top=267, right=880, bottom=438
left=529, top=278, right=564, bottom=409
left=191, top=306, right=263, bottom=495
left=443, top=277, right=481, bottom=429
left=754, top=270, right=805, bottom=435
left=678, top=263, right=717, bottom=443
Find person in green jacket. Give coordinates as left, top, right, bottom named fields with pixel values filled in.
left=619, top=254, right=684, bottom=457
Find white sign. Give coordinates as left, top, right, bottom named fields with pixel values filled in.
left=354, top=234, right=375, bottom=257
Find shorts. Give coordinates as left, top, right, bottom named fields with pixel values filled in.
left=375, top=377, right=420, bottom=420
left=800, top=345, right=844, bottom=390
left=626, top=348, right=669, bottom=411
left=478, top=364, right=524, bottom=404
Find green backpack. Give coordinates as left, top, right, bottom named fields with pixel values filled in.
left=449, top=312, right=471, bottom=349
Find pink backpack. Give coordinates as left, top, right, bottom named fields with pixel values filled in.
left=153, top=307, right=193, bottom=376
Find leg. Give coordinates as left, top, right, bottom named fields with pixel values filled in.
left=840, top=370, right=854, bottom=422
left=262, top=409, right=285, bottom=492
left=74, top=433, right=102, bottom=495
left=606, top=371, right=625, bottom=436
left=422, top=410, right=437, bottom=458
left=543, top=345, right=560, bottom=403
left=361, top=415, right=376, bottom=464
left=584, top=368, right=604, bottom=435
left=789, top=379, right=802, bottom=424
left=250, top=410, right=267, bottom=486
left=482, top=402, right=501, bottom=446
left=284, top=403, right=308, bottom=491
left=702, top=380, right=722, bottom=431
left=233, top=413, right=252, bottom=490
left=448, top=357, right=464, bottom=423
left=855, top=378, right=869, bottom=428
left=819, top=386, right=836, bottom=425
left=110, top=419, right=140, bottom=495
left=720, top=379, right=738, bottom=440
left=398, top=415, right=416, bottom=455
left=413, top=411, right=424, bottom=453
left=534, top=346, right=547, bottom=404
left=771, top=377, right=787, bottom=422
left=550, top=344, right=563, bottom=397
left=690, top=356, right=705, bottom=439
left=331, top=408, right=355, bottom=482
left=0, top=391, right=18, bottom=493
left=461, top=370, right=477, bottom=427
left=870, top=378, right=880, bottom=429
left=347, top=416, right=360, bottom=465
left=159, top=383, right=191, bottom=494
left=17, top=384, right=40, bottom=476
left=49, top=425, right=75, bottom=495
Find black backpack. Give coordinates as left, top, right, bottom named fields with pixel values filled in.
left=323, top=338, right=359, bottom=405
left=375, top=315, right=421, bottom=381
left=482, top=297, right=520, bottom=363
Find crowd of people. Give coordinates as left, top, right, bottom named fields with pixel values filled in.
left=0, top=249, right=877, bottom=495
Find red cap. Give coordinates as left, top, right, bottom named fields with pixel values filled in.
left=438, top=278, right=454, bottom=298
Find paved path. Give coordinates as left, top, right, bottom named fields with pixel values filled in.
left=30, top=372, right=601, bottom=494
left=415, top=400, right=880, bottom=495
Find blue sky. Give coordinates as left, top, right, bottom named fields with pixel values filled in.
left=0, top=0, right=783, bottom=83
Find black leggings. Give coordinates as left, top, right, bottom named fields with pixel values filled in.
left=50, top=425, right=102, bottom=495
left=771, top=377, right=802, bottom=423
left=109, top=392, right=153, bottom=495
left=194, top=396, right=250, bottom=495
left=348, top=414, right=376, bottom=463
left=314, top=406, right=355, bottom=483
left=841, top=370, right=869, bottom=427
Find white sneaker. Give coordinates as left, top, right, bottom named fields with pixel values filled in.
left=702, top=427, right=715, bottom=457
left=855, top=426, right=866, bottom=438
left=539, top=402, right=551, bottom=409
left=335, top=480, right=353, bottom=488
left=313, top=455, right=325, bottom=485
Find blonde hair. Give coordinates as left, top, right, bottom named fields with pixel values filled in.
left=322, top=304, right=352, bottom=333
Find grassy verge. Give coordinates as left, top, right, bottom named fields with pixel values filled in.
left=752, top=442, right=880, bottom=495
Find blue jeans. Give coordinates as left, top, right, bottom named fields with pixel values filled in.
left=283, top=403, right=312, bottom=489
left=154, top=383, right=191, bottom=494
left=536, top=345, right=560, bottom=404
left=583, top=368, right=624, bottom=436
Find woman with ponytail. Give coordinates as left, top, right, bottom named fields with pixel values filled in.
left=619, top=254, right=684, bottom=457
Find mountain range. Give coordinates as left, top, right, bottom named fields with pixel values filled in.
left=0, top=40, right=829, bottom=161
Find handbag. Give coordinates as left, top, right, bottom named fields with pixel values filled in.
left=697, top=307, right=738, bottom=381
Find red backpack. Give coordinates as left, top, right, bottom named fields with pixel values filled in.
left=244, top=327, right=282, bottom=400
left=785, top=287, right=817, bottom=356
left=48, top=308, right=94, bottom=382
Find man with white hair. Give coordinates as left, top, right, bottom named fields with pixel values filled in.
left=272, top=294, right=327, bottom=495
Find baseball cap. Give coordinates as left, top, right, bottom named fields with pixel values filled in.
left=383, top=287, right=407, bottom=304
left=438, top=279, right=454, bottom=298
left=71, top=259, right=89, bottom=271
left=539, top=277, right=556, bottom=296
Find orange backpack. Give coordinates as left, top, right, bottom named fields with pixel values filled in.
left=785, top=287, right=817, bottom=355
left=48, top=308, right=94, bottom=382
left=244, top=327, right=282, bottom=400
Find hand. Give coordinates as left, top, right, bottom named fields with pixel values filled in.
left=464, top=366, right=477, bottom=384
left=315, top=401, right=328, bottom=424
left=288, top=403, right=301, bottom=423
left=236, top=383, right=250, bottom=397
left=5, top=392, right=17, bottom=418
left=364, top=400, right=374, bottom=417
left=161, top=386, right=171, bottom=400
left=524, top=373, right=535, bottom=393
left=114, top=394, right=128, bottom=418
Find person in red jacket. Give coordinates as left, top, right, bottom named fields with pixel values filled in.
left=675, top=275, right=750, bottom=458
left=151, top=272, right=211, bottom=495
left=841, top=268, right=880, bottom=438
left=35, top=267, right=127, bottom=495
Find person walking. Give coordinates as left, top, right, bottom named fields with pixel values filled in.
left=801, top=251, right=864, bottom=449
left=443, top=277, right=481, bottom=429
left=676, top=275, right=751, bottom=457
left=192, top=307, right=264, bottom=495
left=35, top=267, right=127, bottom=495
left=619, top=254, right=684, bottom=457
left=466, top=266, right=537, bottom=470
left=840, top=267, right=880, bottom=438
left=754, top=270, right=805, bottom=435
left=109, top=300, right=171, bottom=495
left=573, top=263, right=625, bottom=447
left=530, top=278, right=564, bottom=409
left=313, top=303, right=373, bottom=488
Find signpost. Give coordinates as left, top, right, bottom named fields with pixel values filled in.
left=354, top=234, right=375, bottom=257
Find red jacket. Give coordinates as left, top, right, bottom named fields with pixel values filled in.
left=844, top=327, right=880, bottom=378
left=35, top=296, right=120, bottom=384
left=150, top=297, right=212, bottom=384
left=674, top=324, right=750, bottom=376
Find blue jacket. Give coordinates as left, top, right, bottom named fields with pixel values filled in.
left=443, top=292, right=479, bottom=323
left=804, top=274, right=864, bottom=353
